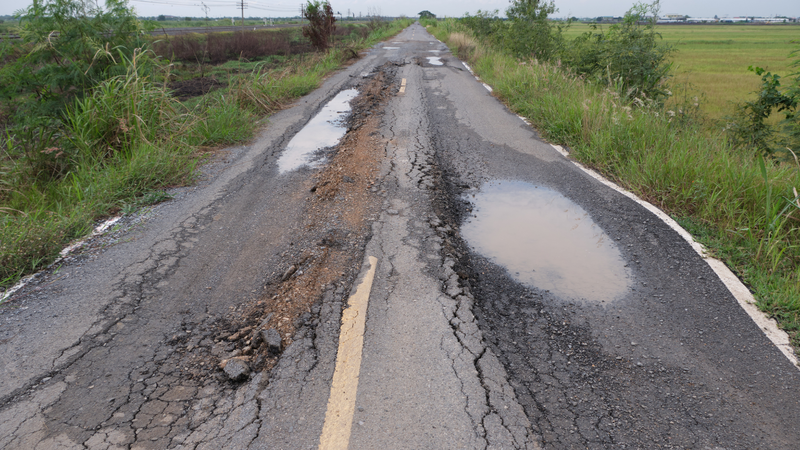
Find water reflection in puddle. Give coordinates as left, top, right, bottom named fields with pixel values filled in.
left=383, top=47, right=400, bottom=50
left=426, top=57, right=443, bottom=66
left=462, top=180, right=631, bottom=303
left=277, top=89, right=358, bottom=173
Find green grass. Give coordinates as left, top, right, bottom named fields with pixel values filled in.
left=431, top=22, right=800, bottom=351
left=0, top=18, right=413, bottom=293
left=563, top=23, right=800, bottom=119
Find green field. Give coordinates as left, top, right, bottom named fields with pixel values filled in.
left=563, top=23, right=799, bottom=119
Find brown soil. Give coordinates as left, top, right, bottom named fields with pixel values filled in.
left=213, top=64, right=398, bottom=375
left=169, top=77, right=225, bottom=100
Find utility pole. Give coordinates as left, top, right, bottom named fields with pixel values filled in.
left=239, top=0, right=246, bottom=28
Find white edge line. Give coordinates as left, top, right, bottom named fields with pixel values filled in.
left=1, top=216, right=123, bottom=304
left=460, top=62, right=493, bottom=93
left=555, top=144, right=798, bottom=367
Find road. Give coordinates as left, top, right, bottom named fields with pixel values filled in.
left=1, top=23, right=799, bottom=449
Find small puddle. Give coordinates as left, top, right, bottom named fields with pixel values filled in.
left=461, top=180, right=631, bottom=303
left=277, top=89, right=358, bottom=173
left=426, top=57, right=443, bottom=66
left=383, top=46, right=400, bottom=50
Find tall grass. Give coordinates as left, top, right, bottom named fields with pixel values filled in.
left=430, top=21, right=800, bottom=348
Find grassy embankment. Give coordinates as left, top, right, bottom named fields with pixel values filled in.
left=563, top=23, right=799, bottom=119
left=427, top=20, right=800, bottom=350
left=0, top=19, right=413, bottom=292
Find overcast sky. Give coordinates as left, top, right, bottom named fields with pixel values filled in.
left=1, top=0, right=798, bottom=19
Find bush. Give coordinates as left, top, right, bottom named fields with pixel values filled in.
left=460, top=3, right=564, bottom=62
left=561, top=1, right=673, bottom=103
left=502, top=0, right=562, bottom=61
left=1, top=0, right=148, bottom=121
left=727, top=52, right=800, bottom=159
left=302, top=0, right=336, bottom=51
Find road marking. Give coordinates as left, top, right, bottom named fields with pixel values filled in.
left=319, top=255, right=378, bottom=450
left=399, top=78, right=407, bottom=94
left=553, top=144, right=799, bottom=368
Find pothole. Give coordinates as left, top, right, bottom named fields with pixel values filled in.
left=277, top=88, right=358, bottom=173
left=426, top=56, right=443, bottom=66
left=461, top=180, right=631, bottom=303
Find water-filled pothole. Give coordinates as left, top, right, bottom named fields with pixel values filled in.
left=277, top=89, right=358, bottom=173
left=426, top=56, right=443, bottom=66
left=461, top=180, right=631, bottom=303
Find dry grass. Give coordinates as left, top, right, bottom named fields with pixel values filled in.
left=447, top=32, right=481, bottom=61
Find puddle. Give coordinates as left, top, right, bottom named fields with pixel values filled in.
left=428, top=50, right=441, bottom=53
left=383, top=46, right=400, bottom=50
left=426, top=57, right=443, bottom=66
left=461, top=180, right=631, bottom=303
left=277, top=89, right=358, bottom=173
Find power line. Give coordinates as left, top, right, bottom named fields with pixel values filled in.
left=130, top=0, right=298, bottom=14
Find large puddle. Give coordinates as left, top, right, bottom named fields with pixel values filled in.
left=426, top=57, right=443, bottom=66
left=277, top=89, right=358, bottom=173
left=461, top=180, right=631, bottom=303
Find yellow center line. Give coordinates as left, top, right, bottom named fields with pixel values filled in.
left=399, top=78, right=407, bottom=94
left=318, top=256, right=378, bottom=450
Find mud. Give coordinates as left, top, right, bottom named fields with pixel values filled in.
left=168, top=77, right=225, bottom=100
left=205, top=63, right=398, bottom=377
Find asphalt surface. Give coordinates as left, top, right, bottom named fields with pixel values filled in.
left=1, top=23, right=799, bottom=449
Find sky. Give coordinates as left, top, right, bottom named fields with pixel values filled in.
left=1, top=0, right=798, bottom=19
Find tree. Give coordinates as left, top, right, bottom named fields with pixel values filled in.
left=301, top=1, right=335, bottom=51
left=506, top=0, right=556, bottom=23
left=157, top=14, right=166, bottom=21
left=418, top=10, right=435, bottom=19
left=501, top=0, right=562, bottom=61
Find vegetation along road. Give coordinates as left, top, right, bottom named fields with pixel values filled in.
left=2, top=19, right=800, bottom=448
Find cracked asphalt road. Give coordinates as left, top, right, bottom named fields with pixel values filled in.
left=1, top=23, right=799, bottom=450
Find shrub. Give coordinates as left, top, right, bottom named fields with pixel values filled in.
left=302, top=0, right=336, bottom=51
left=1, top=0, right=148, bottom=120
left=727, top=51, right=800, bottom=159
left=561, top=1, right=673, bottom=104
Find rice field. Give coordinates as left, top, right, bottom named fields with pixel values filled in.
left=563, top=23, right=799, bottom=119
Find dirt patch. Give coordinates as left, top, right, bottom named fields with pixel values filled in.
left=207, top=64, right=398, bottom=377
left=169, top=77, right=225, bottom=100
